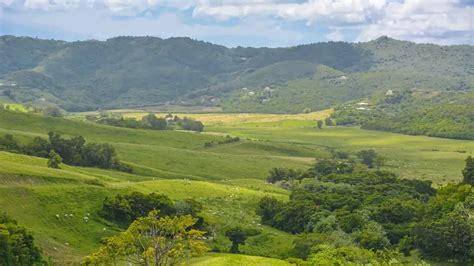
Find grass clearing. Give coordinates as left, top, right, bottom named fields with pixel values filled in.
left=188, top=253, right=292, bottom=265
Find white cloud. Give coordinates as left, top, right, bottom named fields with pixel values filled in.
left=355, top=0, right=473, bottom=44
left=21, top=0, right=91, bottom=11
left=2, top=0, right=473, bottom=45
left=325, top=29, right=344, bottom=41
left=2, top=7, right=304, bottom=46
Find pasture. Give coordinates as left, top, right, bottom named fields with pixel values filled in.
left=0, top=109, right=473, bottom=263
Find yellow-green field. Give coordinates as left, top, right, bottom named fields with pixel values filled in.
left=1, top=102, right=31, bottom=112
left=71, top=109, right=333, bottom=126
left=189, top=253, right=292, bottom=265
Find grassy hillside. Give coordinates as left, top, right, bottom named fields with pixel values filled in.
left=332, top=90, right=474, bottom=140
left=0, top=109, right=472, bottom=263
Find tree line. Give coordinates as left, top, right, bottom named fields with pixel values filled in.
left=0, top=132, right=132, bottom=172
left=88, top=113, right=204, bottom=132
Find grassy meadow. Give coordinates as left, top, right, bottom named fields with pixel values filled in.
left=0, top=108, right=473, bottom=263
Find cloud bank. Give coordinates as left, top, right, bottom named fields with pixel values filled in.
left=1, top=0, right=473, bottom=46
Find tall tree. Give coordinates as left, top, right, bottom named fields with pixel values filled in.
left=317, top=120, right=323, bottom=129
left=84, top=210, right=208, bottom=266
left=357, top=149, right=378, bottom=168
left=47, top=150, right=62, bottom=169
left=462, top=156, right=474, bottom=185
left=225, top=227, right=260, bottom=254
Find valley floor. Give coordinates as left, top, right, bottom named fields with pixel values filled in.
left=0, top=109, right=472, bottom=263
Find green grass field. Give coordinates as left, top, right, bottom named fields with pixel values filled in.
left=207, top=121, right=474, bottom=184
left=0, top=109, right=473, bottom=263
left=189, top=253, right=292, bottom=265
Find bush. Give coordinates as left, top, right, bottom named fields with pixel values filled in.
left=0, top=213, right=45, bottom=265
left=100, top=192, right=175, bottom=227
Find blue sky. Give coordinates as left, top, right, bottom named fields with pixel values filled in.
left=1, top=0, right=473, bottom=47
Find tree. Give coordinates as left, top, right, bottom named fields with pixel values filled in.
left=462, top=156, right=474, bottom=185
left=142, top=114, right=167, bottom=130
left=225, top=227, right=260, bottom=253
left=412, top=205, right=473, bottom=260
left=256, top=196, right=283, bottom=225
left=84, top=210, right=208, bottom=265
left=266, top=167, right=303, bottom=183
left=42, top=106, right=63, bottom=117
left=357, top=149, right=378, bottom=168
left=0, top=213, right=45, bottom=265
left=353, top=221, right=390, bottom=250
left=47, top=150, right=62, bottom=169
left=307, top=245, right=388, bottom=265
left=325, top=117, right=334, bottom=126
left=313, top=159, right=354, bottom=177
left=374, top=156, right=385, bottom=170
left=0, top=134, right=18, bottom=150
left=100, top=192, right=175, bottom=227
left=316, top=120, right=323, bottom=129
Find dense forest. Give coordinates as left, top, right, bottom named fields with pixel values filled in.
left=257, top=155, right=474, bottom=264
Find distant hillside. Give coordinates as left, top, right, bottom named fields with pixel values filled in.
left=0, top=35, right=473, bottom=113
left=331, top=89, right=474, bottom=140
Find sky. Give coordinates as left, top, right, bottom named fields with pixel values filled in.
left=0, top=0, right=473, bottom=47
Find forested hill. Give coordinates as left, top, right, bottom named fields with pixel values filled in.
left=0, top=35, right=473, bottom=112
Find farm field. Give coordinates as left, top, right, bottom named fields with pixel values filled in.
left=0, top=109, right=473, bottom=263
left=207, top=121, right=474, bottom=184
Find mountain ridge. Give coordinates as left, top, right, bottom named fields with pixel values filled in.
left=0, top=35, right=472, bottom=112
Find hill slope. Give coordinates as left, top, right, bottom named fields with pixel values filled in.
left=1, top=35, right=472, bottom=112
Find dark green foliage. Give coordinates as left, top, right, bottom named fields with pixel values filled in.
left=225, top=227, right=261, bottom=253
left=179, top=117, right=204, bottom=132
left=100, top=192, right=175, bottom=227
left=266, top=167, right=304, bottom=183
left=256, top=166, right=445, bottom=253
left=256, top=196, right=284, bottom=226
left=412, top=205, right=473, bottom=260
left=316, top=120, right=323, bottom=129
left=324, top=117, right=334, bottom=126
left=0, top=132, right=132, bottom=172
left=0, top=213, right=46, bottom=265
left=332, top=91, right=474, bottom=140
left=95, top=114, right=204, bottom=132
left=462, top=156, right=474, bottom=185
left=258, top=160, right=473, bottom=262
left=174, top=198, right=203, bottom=217
left=217, top=135, right=240, bottom=145
left=357, top=150, right=378, bottom=168
left=313, top=159, right=355, bottom=177
left=292, top=233, right=344, bottom=259
left=47, top=150, right=62, bottom=169
left=41, top=106, right=63, bottom=118
left=142, top=114, right=167, bottom=130
left=352, top=222, right=390, bottom=250
left=0, top=134, right=19, bottom=151
left=337, top=212, right=365, bottom=234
